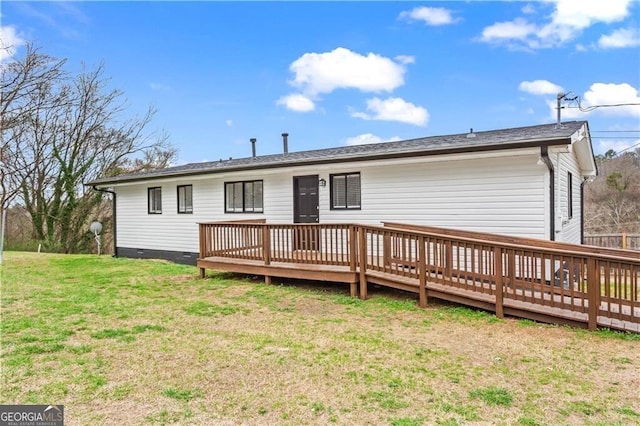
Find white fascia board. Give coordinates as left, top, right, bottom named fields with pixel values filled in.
left=570, top=123, right=597, bottom=177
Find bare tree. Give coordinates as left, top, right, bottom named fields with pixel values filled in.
left=2, top=45, right=177, bottom=252
left=1, top=44, right=66, bottom=209
left=584, top=149, right=640, bottom=234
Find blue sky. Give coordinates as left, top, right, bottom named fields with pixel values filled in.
left=2, top=1, right=639, bottom=164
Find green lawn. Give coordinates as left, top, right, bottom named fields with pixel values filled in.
left=1, top=252, right=639, bottom=425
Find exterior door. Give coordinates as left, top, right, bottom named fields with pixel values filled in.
left=293, top=175, right=320, bottom=250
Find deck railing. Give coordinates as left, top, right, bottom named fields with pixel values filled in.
left=198, top=221, right=640, bottom=330
left=199, top=221, right=354, bottom=266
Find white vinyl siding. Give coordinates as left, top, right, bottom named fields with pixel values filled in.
left=325, top=153, right=547, bottom=239
left=552, top=146, right=583, bottom=244
left=115, top=149, right=551, bottom=253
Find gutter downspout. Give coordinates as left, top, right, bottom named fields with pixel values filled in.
left=540, top=146, right=555, bottom=241
left=92, top=186, right=117, bottom=257
left=580, top=177, right=588, bottom=245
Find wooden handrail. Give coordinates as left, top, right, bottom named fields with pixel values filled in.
left=382, top=222, right=640, bottom=263
left=384, top=222, right=640, bottom=260
left=198, top=221, right=640, bottom=330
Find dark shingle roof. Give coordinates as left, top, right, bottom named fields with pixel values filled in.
left=88, top=121, right=587, bottom=186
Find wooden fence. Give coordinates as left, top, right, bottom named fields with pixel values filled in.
left=584, top=234, right=640, bottom=251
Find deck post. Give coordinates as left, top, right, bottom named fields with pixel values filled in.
left=383, top=233, right=391, bottom=267
left=199, top=267, right=206, bottom=279
left=418, top=235, right=427, bottom=308
left=263, top=225, right=271, bottom=265
left=349, top=225, right=358, bottom=297
left=587, top=257, right=599, bottom=330
left=507, top=249, right=516, bottom=291
left=358, top=226, right=368, bottom=300
left=198, top=223, right=206, bottom=259
left=263, top=225, right=271, bottom=284
left=494, top=247, right=504, bottom=319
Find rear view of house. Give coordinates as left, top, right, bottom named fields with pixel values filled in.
left=88, top=120, right=597, bottom=265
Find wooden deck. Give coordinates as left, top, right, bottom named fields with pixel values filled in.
left=197, top=221, right=640, bottom=333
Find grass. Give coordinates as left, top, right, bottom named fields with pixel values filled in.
left=1, top=252, right=639, bottom=425
left=469, top=386, right=513, bottom=406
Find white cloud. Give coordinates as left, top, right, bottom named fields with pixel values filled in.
left=149, top=82, right=171, bottom=91
left=344, top=133, right=402, bottom=146
left=521, top=4, right=537, bottom=15
left=519, top=80, right=564, bottom=95
left=548, top=82, right=640, bottom=119
left=596, top=138, right=639, bottom=155
left=480, top=18, right=537, bottom=44
left=551, top=0, right=630, bottom=29
left=0, top=26, right=26, bottom=63
left=352, top=97, right=429, bottom=126
left=225, top=119, right=233, bottom=127
left=395, top=55, right=415, bottom=65
left=598, top=27, right=640, bottom=49
left=16, top=3, right=85, bottom=40
left=581, top=83, right=640, bottom=116
left=479, top=0, right=633, bottom=49
left=575, top=43, right=588, bottom=52
left=288, top=47, right=409, bottom=96
left=398, top=6, right=459, bottom=26
left=276, top=93, right=315, bottom=112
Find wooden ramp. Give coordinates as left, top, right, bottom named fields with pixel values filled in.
left=197, top=221, right=640, bottom=333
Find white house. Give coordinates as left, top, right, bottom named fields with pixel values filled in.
left=88, top=121, right=597, bottom=265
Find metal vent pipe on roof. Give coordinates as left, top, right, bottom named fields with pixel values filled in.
left=250, top=138, right=257, bottom=157
left=282, top=132, right=289, bottom=154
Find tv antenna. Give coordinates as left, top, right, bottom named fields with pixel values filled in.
left=556, top=92, right=578, bottom=128
left=90, top=221, right=103, bottom=255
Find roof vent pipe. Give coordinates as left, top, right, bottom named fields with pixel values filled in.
left=466, top=128, right=476, bottom=138
left=250, top=138, right=257, bottom=157
left=282, top=133, right=289, bottom=154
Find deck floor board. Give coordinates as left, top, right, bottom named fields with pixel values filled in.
left=198, top=255, right=639, bottom=333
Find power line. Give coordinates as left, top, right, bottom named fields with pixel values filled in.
left=558, top=92, right=640, bottom=113
left=565, top=102, right=640, bottom=111
left=616, top=140, right=640, bottom=154
left=591, top=130, right=640, bottom=133
left=590, top=136, right=640, bottom=139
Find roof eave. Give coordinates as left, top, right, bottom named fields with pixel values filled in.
left=87, top=135, right=575, bottom=187
left=571, top=122, right=598, bottom=177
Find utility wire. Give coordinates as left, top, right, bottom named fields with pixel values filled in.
left=564, top=103, right=640, bottom=111
left=561, top=95, right=640, bottom=112
left=591, top=130, right=640, bottom=133
left=590, top=136, right=640, bottom=139
left=616, top=140, right=640, bottom=154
